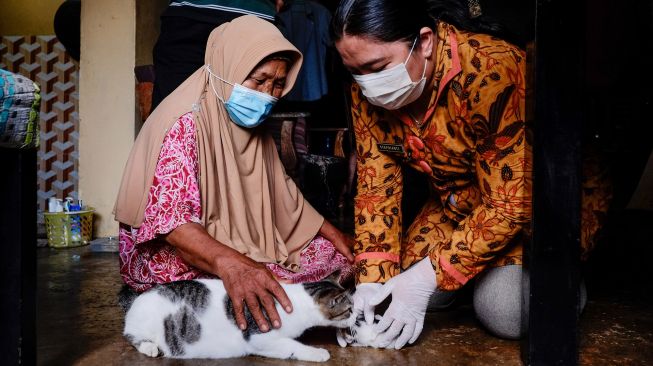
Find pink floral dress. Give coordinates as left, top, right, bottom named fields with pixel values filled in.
left=119, top=112, right=353, bottom=292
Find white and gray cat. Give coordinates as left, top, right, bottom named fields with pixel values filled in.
left=336, top=313, right=383, bottom=348
left=119, top=275, right=354, bottom=362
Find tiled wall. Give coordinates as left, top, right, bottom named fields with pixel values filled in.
left=1, top=35, right=79, bottom=211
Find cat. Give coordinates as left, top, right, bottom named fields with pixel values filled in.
left=119, top=274, right=353, bottom=362
left=336, top=288, right=458, bottom=348
left=336, top=313, right=383, bottom=348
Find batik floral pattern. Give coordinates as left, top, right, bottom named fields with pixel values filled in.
left=351, top=23, right=531, bottom=290
left=580, top=148, right=612, bottom=260
left=119, top=112, right=352, bottom=292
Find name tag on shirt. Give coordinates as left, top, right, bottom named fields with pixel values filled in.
left=377, top=143, right=405, bottom=155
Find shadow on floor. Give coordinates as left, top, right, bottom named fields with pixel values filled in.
left=37, top=211, right=653, bottom=365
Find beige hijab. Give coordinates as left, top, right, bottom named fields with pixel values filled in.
left=114, top=15, right=323, bottom=271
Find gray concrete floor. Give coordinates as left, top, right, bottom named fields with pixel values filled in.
left=37, top=245, right=653, bottom=366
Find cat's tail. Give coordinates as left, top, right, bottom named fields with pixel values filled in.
left=118, top=284, right=139, bottom=312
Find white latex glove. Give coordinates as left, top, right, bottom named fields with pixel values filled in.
left=370, top=257, right=436, bottom=349
left=352, top=283, right=383, bottom=325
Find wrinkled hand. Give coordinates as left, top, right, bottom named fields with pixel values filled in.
left=352, top=283, right=383, bottom=325
left=217, top=253, right=292, bottom=333
left=370, top=257, right=436, bottom=349
left=319, top=220, right=354, bottom=263
left=331, top=232, right=355, bottom=263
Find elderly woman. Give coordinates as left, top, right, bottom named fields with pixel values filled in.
left=114, top=15, right=354, bottom=333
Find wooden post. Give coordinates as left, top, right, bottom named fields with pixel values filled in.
left=0, top=148, right=37, bottom=366
left=522, top=0, right=584, bottom=364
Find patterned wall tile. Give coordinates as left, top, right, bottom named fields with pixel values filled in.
left=1, top=35, right=79, bottom=211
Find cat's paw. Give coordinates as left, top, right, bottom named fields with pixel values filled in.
left=137, top=341, right=161, bottom=357
left=295, top=347, right=330, bottom=362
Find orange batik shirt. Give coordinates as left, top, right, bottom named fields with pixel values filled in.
left=351, top=22, right=531, bottom=291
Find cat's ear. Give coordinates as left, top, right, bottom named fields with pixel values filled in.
left=336, top=328, right=353, bottom=348
left=323, top=270, right=342, bottom=286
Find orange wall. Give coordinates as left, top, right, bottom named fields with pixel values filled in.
left=0, top=0, right=64, bottom=35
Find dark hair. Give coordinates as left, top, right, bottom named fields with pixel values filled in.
left=332, top=0, right=520, bottom=46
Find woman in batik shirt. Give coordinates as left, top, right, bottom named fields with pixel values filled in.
left=333, top=0, right=533, bottom=346
left=335, top=0, right=611, bottom=348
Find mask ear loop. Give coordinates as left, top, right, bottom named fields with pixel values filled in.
left=406, top=36, right=428, bottom=80
left=206, top=65, right=230, bottom=103
left=206, top=65, right=279, bottom=103
left=405, top=36, right=419, bottom=63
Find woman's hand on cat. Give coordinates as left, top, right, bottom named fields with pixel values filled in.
left=318, top=220, right=354, bottom=263
left=164, top=223, right=292, bottom=333
left=216, top=252, right=293, bottom=333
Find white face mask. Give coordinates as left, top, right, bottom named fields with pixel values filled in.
left=353, top=37, right=428, bottom=110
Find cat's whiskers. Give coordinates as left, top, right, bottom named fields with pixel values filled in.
left=331, top=308, right=352, bottom=320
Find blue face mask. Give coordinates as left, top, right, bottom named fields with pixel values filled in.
left=206, top=65, right=278, bottom=128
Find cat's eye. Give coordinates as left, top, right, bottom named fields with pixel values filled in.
left=329, top=294, right=350, bottom=308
